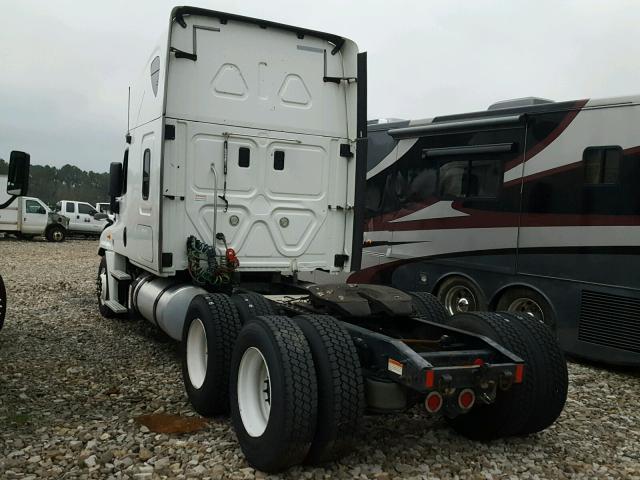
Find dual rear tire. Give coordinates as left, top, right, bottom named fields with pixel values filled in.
left=445, top=311, right=568, bottom=440
left=181, top=295, right=364, bottom=472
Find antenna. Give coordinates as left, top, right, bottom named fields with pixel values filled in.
left=125, top=86, right=132, bottom=144
left=127, top=87, right=130, bottom=132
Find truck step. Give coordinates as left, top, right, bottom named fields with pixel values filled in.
left=104, top=300, right=128, bottom=314
left=110, top=269, right=131, bottom=281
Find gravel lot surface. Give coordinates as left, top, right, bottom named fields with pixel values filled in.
left=1, top=238, right=639, bottom=479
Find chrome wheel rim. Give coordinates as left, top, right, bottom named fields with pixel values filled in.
left=53, top=230, right=63, bottom=241
left=508, top=297, right=544, bottom=322
left=186, top=318, right=208, bottom=389
left=444, top=285, right=477, bottom=315
left=237, top=346, right=271, bottom=438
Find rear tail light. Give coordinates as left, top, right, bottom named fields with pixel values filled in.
left=425, top=370, right=435, bottom=388
left=425, top=391, right=443, bottom=413
left=514, top=364, right=524, bottom=383
left=457, top=388, right=476, bottom=411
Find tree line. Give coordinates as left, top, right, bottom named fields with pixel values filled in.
left=0, top=158, right=109, bottom=207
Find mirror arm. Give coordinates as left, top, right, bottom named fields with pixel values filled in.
left=0, top=196, right=17, bottom=210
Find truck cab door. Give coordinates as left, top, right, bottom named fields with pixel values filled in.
left=78, top=202, right=104, bottom=233
left=66, top=201, right=84, bottom=232
left=22, top=198, right=48, bottom=235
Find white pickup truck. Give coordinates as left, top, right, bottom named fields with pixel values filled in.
left=0, top=175, right=69, bottom=241
left=55, top=200, right=108, bottom=236
left=95, top=202, right=115, bottom=222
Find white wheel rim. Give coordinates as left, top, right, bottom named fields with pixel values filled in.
left=237, top=347, right=271, bottom=437
left=186, top=318, right=208, bottom=389
left=53, top=230, right=63, bottom=241
left=99, top=272, right=107, bottom=305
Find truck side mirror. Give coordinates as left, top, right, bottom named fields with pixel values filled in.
left=109, top=162, right=123, bottom=197
left=94, top=212, right=108, bottom=220
left=109, top=162, right=123, bottom=214
left=7, top=151, right=30, bottom=196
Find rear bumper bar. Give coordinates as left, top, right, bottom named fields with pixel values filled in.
left=341, top=319, right=524, bottom=394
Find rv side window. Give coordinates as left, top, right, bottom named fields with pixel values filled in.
left=437, top=158, right=502, bottom=199
left=122, top=150, right=129, bottom=194
left=438, top=160, right=466, bottom=198
left=470, top=159, right=502, bottom=197
left=66, top=202, right=75, bottom=214
left=142, top=149, right=151, bottom=200
left=583, top=146, right=621, bottom=185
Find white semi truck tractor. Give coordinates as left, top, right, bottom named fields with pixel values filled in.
left=97, top=7, right=568, bottom=472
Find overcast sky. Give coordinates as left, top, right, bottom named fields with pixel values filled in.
left=2, top=0, right=640, bottom=172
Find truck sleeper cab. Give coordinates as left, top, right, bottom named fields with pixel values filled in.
left=97, top=7, right=568, bottom=473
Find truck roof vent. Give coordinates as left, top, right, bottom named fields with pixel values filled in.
left=488, top=97, right=554, bottom=110
left=368, top=118, right=407, bottom=125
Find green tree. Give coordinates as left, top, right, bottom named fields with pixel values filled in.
left=0, top=159, right=109, bottom=206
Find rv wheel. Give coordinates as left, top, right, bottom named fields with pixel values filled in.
left=182, top=294, right=241, bottom=416
left=0, top=274, right=6, bottom=331
left=497, top=288, right=555, bottom=329
left=230, top=315, right=318, bottom=473
left=409, top=291, right=448, bottom=323
left=294, top=314, right=365, bottom=464
left=437, top=276, right=487, bottom=315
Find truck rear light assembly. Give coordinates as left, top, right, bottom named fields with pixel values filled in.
left=425, top=391, right=443, bottom=413
left=514, top=364, right=524, bottom=383
left=425, top=369, right=435, bottom=388
left=457, top=388, right=476, bottom=411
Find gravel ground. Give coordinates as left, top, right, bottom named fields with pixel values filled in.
left=1, top=237, right=639, bottom=480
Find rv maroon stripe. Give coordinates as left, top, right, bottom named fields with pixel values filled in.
left=504, top=99, right=588, bottom=172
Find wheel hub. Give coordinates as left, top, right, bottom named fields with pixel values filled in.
left=186, top=318, right=208, bottom=389
left=237, top=346, right=272, bottom=437
left=444, top=286, right=476, bottom=315
left=508, top=298, right=544, bottom=322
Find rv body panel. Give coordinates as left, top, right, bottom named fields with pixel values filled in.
left=357, top=97, right=640, bottom=365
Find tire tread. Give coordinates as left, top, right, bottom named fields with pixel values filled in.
left=295, top=314, right=364, bottom=464
left=232, top=315, right=318, bottom=472
left=409, top=291, right=448, bottom=324
left=183, top=293, right=241, bottom=416
left=500, top=312, right=568, bottom=434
